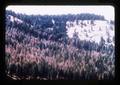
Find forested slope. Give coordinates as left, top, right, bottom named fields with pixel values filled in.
left=5, top=10, right=115, bottom=80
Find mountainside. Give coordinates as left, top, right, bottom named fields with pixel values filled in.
left=5, top=10, right=115, bottom=80
left=66, top=20, right=114, bottom=45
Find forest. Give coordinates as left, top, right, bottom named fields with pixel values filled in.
left=5, top=10, right=114, bottom=80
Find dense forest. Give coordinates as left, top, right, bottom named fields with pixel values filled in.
left=5, top=10, right=114, bottom=80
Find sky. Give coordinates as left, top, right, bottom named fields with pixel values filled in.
left=6, top=5, right=115, bottom=21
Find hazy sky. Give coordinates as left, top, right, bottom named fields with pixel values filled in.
left=6, top=5, right=114, bottom=21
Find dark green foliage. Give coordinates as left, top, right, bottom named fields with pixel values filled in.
left=5, top=10, right=114, bottom=80
left=5, top=52, right=11, bottom=63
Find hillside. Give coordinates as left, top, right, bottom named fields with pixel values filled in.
left=5, top=10, right=115, bottom=80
